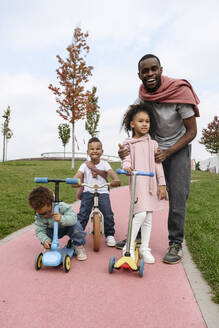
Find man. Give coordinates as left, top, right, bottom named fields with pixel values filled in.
left=117, top=54, right=199, bottom=264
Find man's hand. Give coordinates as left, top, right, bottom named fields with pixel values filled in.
left=118, top=144, right=129, bottom=160
left=157, top=185, right=168, bottom=200
left=155, top=148, right=168, bottom=163
left=44, top=240, right=51, bottom=249
left=53, top=213, right=62, bottom=222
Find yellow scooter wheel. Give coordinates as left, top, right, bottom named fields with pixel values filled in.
left=63, top=255, right=71, bottom=273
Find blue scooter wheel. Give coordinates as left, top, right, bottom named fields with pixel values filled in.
left=35, top=252, right=43, bottom=271
left=138, top=259, right=144, bottom=277
left=108, top=255, right=115, bottom=273
left=63, top=254, right=71, bottom=273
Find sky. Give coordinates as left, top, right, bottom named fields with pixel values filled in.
left=0, top=0, right=219, bottom=162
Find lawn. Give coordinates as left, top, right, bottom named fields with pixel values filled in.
left=185, top=170, right=219, bottom=303
left=0, top=160, right=128, bottom=238
left=0, top=160, right=218, bottom=303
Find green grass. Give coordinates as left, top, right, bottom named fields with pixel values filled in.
left=0, top=160, right=218, bottom=303
left=186, top=170, right=219, bottom=303
left=0, top=160, right=128, bottom=239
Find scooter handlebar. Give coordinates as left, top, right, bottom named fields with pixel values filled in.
left=35, top=177, right=49, bottom=183
left=116, top=168, right=154, bottom=177
left=35, top=177, right=81, bottom=184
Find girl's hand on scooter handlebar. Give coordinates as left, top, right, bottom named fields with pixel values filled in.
left=123, top=167, right=133, bottom=175
left=44, top=240, right=52, bottom=249
left=53, top=213, right=62, bottom=222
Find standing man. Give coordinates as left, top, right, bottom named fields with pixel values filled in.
left=117, top=54, right=199, bottom=264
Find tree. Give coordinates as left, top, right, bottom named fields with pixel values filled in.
left=85, top=86, right=100, bottom=137
left=2, top=106, right=13, bottom=162
left=199, top=116, right=219, bottom=154
left=49, top=27, right=98, bottom=170
left=58, top=123, right=71, bottom=158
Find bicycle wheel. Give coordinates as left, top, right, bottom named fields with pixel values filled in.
left=93, top=213, right=101, bottom=252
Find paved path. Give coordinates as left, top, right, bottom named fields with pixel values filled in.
left=0, top=186, right=215, bottom=328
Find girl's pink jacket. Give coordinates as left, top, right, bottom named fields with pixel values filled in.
left=122, top=135, right=166, bottom=214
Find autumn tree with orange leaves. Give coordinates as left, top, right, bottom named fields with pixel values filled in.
left=49, top=27, right=98, bottom=169
left=199, top=116, right=219, bottom=154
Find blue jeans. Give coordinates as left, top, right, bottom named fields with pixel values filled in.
left=46, top=221, right=86, bottom=246
left=162, top=145, right=191, bottom=245
left=77, top=192, right=115, bottom=237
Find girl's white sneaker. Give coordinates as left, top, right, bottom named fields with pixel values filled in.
left=139, top=248, right=155, bottom=263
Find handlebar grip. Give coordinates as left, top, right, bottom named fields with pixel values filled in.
left=116, top=169, right=129, bottom=175
left=35, top=177, right=49, bottom=183
left=65, top=178, right=81, bottom=185
left=116, top=168, right=154, bottom=177
left=136, top=171, right=154, bottom=177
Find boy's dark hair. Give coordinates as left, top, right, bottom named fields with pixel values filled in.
left=121, top=103, right=157, bottom=138
left=87, top=137, right=102, bottom=148
left=28, top=186, right=54, bottom=211
left=138, top=54, right=161, bottom=71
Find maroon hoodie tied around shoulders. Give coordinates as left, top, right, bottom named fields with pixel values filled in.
left=139, top=75, right=200, bottom=117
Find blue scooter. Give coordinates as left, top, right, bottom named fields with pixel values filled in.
left=34, top=177, right=77, bottom=273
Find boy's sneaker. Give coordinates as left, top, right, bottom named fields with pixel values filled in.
left=75, top=246, right=87, bottom=261
left=115, top=239, right=126, bottom=249
left=163, top=243, right=182, bottom=264
left=106, top=235, right=116, bottom=247
left=66, top=239, right=73, bottom=249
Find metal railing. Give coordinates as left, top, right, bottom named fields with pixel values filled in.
left=40, top=152, right=120, bottom=162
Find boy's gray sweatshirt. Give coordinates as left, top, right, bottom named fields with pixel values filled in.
left=34, top=202, right=77, bottom=244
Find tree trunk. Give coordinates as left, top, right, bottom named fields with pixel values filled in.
left=71, top=121, right=75, bottom=170
left=2, top=124, right=6, bottom=163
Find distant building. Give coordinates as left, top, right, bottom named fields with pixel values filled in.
left=199, top=152, right=219, bottom=173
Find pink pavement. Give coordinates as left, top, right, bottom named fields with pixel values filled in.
left=0, top=186, right=207, bottom=328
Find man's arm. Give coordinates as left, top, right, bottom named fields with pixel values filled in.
left=155, top=115, right=197, bottom=163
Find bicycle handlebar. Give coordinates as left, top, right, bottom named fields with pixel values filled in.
left=116, top=168, right=154, bottom=177
left=71, top=178, right=110, bottom=190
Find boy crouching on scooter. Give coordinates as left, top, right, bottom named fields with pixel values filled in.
left=28, top=186, right=87, bottom=261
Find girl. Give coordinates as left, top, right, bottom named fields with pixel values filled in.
left=121, top=103, right=167, bottom=263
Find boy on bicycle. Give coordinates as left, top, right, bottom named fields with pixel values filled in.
left=73, top=137, right=120, bottom=247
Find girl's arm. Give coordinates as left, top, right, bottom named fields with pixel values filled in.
left=122, top=143, right=132, bottom=174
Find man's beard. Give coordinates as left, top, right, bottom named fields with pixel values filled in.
left=143, top=76, right=161, bottom=93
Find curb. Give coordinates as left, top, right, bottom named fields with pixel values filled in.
left=183, top=241, right=219, bottom=328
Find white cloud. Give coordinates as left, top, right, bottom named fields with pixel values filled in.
left=0, top=0, right=218, bottom=164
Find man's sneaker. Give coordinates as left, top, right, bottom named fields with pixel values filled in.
left=115, top=239, right=127, bottom=249
left=139, top=248, right=155, bottom=264
left=75, top=246, right=87, bottom=261
left=106, top=235, right=116, bottom=247
left=163, top=243, right=182, bottom=264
